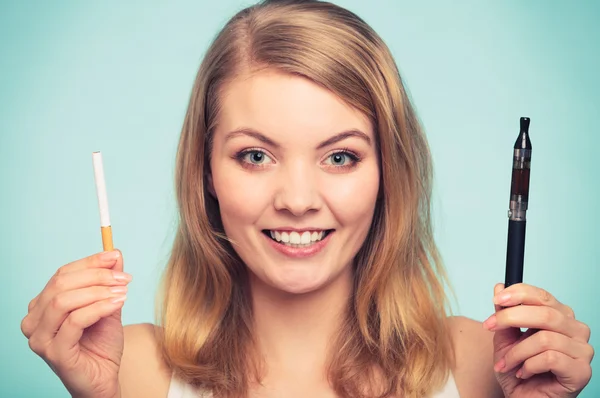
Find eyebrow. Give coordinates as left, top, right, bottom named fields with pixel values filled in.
left=224, top=127, right=372, bottom=149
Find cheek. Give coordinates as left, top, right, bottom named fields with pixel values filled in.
left=322, top=164, right=379, bottom=226
left=211, top=166, right=273, bottom=227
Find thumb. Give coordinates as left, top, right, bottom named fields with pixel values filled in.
left=492, top=283, right=521, bottom=398
left=111, top=249, right=124, bottom=273
left=492, top=283, right=521, bottom=361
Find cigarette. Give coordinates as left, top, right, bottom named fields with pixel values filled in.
left=92, top=151, right=114, bottom=251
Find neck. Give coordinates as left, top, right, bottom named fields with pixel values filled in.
left=249, top=268, right=353, bottom=383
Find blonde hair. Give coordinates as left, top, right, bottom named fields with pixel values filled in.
left=156, top=1, right=455, bottom=397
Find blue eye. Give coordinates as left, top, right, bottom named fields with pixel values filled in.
left=246, top=151, right=265, bottom=164
left=237, top=149, right=273, bottom=167
left=330, top=153, right=348, bottom=165
left=325, top=151, right=360, bottom=167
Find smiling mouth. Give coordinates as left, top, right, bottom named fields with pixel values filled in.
left=262, top=229, right=334, bottom=248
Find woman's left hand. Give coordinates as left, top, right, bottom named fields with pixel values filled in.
left=484, top=283, right=594, bottom=397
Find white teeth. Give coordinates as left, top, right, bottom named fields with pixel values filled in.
left=267, top=229, right=329, bottom=246
left=300, top=231, right=311, bottom=244
left=289, top=231, right=301, bottom=244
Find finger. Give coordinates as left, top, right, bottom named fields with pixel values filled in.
left=29, top=251, right=122, bottom=313
left=54, top=250, right=122, bottom=276
left=493, top=283, right=573, bottom=318
left=488, top=305, right=586, bottom=340
left=30, top=250, right=122, bottom=312
left=518, top=350, right=592, bottom=391
left=497, top=330, right=594, bottom=373
left=33, top=285, right=128, bottom=344
left=28, top=295, right=40, bottom=312
left=23, top=268, right=131, bottom=336
left=491, top=283, right=523, bottom=358
left=51, top=296, right=127, bottom=364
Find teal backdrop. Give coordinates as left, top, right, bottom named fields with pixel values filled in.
left=1, top=0, right=598, bottom=396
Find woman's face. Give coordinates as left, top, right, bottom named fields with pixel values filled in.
left=209, top=70, right=379, bottom=295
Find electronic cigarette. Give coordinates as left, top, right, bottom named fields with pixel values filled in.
left=504, top=117, right=531, bottom=287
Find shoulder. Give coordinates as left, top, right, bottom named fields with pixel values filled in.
left=447, top=316, right=504, bottom=398
left=118, top=323, right=172, bottom=398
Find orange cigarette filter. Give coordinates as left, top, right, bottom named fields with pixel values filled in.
left=92, top=151, right=114, bottom=251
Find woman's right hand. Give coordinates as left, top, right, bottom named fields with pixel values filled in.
left=21, top=250, right=132, bottom=398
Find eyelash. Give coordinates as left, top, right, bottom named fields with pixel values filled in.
left=233, top=147, right=362, bottom=170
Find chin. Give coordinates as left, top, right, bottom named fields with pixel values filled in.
left=258, top=265, right=341, bottom=296
left=272, top=281, right=326, bottom=295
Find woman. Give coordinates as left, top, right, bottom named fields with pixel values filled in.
left=21, top=1, right=593, bottom=397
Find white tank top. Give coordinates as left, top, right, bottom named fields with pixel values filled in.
left=167, top=372, right=461, bottom=398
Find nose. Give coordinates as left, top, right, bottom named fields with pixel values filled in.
left=273, top=161, right=322, bottom=216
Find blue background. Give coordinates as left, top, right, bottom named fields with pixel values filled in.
left=1, top=1, right=598, bottom=396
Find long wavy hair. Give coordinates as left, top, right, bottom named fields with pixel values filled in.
left=156, top=1, right=455, bottom=397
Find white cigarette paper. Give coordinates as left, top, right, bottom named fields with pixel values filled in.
left=92, top=151, right=111, bottom=227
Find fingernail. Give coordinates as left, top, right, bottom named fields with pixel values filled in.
left=113, top=271, right=132, bottom=282
left=493, top=358, right=506, bottom=372
left=483, top=314, right=497, bottom=330
left=494, top=293, right=511, bottom=305
left=110, top=286, right=128, bottom=294
left=515, top=368, right=523, bottom=378
left=111, top=295, right=127, bottom=304
left=100, top=251, right=120, bottom=261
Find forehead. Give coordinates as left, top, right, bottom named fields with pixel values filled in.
left=215, top=70, right=373, bottom=142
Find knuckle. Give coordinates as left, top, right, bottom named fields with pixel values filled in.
left=27, top=298, right=36, bottom=312
left=27, top=336, right=45, bottom=355
left=544, top=350, right=559, bottom=367
left=50, top=275, right=66, bottom=291
left=50, top=293, right=69, bottom=312
left=563, top=305, right=575, bottom=319
left=27, top=337, right=36, bottom=352
left=580, top=364, right=592, bottom=384
left=538, top=288, right=553, bottom=303
left=580, top=322, right=591, bottom=342
left=585, top=344, right=594, bottom=361
left=20, top=316, right=32, bottom=337
left=55, top=265, right=68, bottom=277
left=537, top=331, right=553, bottom=351
left=65, top=312, right=83, bottom=330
